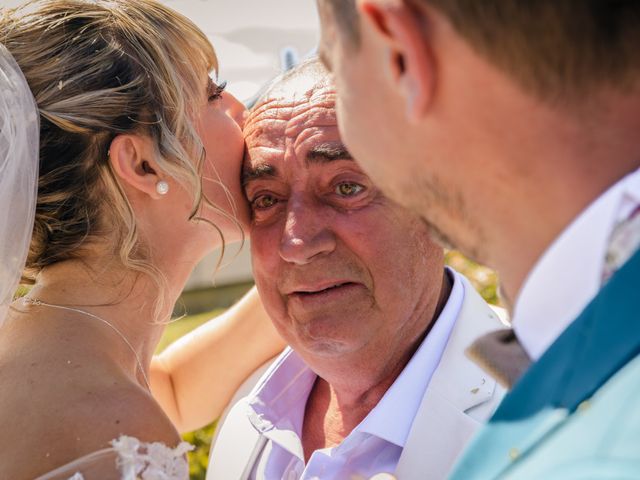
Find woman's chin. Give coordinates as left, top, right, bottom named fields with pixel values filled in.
left=221, top=229, right=247, bottom=247
left=213, top=214, right=249, bottom=246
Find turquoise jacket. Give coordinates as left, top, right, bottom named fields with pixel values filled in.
left=449, top=249, right=640, bottom=479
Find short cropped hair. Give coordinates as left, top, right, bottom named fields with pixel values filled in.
left=325, top=0, right=640, bottom=100
left=256, top=57, right=332, bottom=105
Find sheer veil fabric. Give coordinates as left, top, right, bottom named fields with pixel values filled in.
left=0, top=43, right=39, bottom=327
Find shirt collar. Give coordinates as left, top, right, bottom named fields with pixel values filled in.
left=345, top=268, right=463, bottom=448
left=246, top=268, right=463, bottom=452
left=513, top=168, right=640, bottom=361
left=247, top=348, right=315, bottom=432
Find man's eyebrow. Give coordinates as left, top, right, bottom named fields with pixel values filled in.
left=242, top=163, right=277, bottom=186
left=306, top=143, right=353, bottom=165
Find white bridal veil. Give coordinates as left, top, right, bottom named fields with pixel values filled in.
left=0, top=43, right=39, bottom=327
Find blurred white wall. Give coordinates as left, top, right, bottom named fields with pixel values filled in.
left=0, top=0, right=320, bottom=101
left=164, top=0, right=321, bottom=102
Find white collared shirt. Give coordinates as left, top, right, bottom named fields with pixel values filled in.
left=245, top=268, right=465, bottom=479
left=513, top=169, right=640, bottom=361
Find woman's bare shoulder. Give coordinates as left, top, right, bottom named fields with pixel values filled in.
left=0, top=370, right=182, bottom=479
left=47, top=374, right=183, bottom=457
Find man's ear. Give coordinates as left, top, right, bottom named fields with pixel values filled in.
left=108, top=134, right=167, bottom=200
left=359, top=0, right=435, bottom=122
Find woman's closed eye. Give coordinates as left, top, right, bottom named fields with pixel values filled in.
left=207, top=79, right=227, bottom=102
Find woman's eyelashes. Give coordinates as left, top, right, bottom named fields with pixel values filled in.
left=207, top=79, right=227, bottom=102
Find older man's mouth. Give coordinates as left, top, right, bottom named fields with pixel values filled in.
left=287, top=281, right=364, bottom=305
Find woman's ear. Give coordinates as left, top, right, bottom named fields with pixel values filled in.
left=108, top=134, right=168, bottom=200
left=359, top=0, right=436, bottom=122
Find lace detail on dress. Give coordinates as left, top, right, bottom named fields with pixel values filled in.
left=37, top=436, right=193, bottom=480
left=111, top=436, right=194, bottom=480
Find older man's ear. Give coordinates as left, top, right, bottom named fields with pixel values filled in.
left=358, top=0, right=436, bottom=122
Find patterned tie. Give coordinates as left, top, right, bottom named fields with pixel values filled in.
left=466, top=329, right=531, bottom=390
left=601, top=205, right=640, bottom=284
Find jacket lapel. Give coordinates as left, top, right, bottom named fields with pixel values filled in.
left=448, top=406, right=569, bottom=479
left=450, top=248, right=640, bottom=479
left=395, top=276, right=507, bottom=479
left=207, top=398, right=265, bottom=480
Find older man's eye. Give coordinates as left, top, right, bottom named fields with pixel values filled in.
left=252, top=194, right=278, bottom=210
left=335, top=182, right=364, bottom=197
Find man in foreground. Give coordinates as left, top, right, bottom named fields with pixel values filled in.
left=316, top=0, right=640, bottom=477
left=207, top=60, right=506, bottom=479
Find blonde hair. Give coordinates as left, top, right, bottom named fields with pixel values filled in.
left=1, top=0, right=241, bottom=313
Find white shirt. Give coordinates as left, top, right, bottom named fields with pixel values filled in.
left=513, top=169, right=640, bottom=361
left=245, top=268, right=465, bottom=480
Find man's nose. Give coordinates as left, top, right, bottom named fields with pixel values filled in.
left=279, top=199, right=336, bottom=265
left=221, top=91, right=248, bottom=129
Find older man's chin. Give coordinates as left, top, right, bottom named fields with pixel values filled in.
left=291, top=321, right=369, bottom=358
left=297, top=337, right=354, bottom=357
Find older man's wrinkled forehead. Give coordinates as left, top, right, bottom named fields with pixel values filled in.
left=245, top=91, right=337, bottom=148
left=244, top=60, right=338, bottom=153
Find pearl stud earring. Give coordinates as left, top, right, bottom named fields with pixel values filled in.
left=156, top=180, right=169, bottom=196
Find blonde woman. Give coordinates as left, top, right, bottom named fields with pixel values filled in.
left=0, top=1, right=284, bottom=478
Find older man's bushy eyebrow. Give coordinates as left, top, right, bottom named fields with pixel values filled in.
left=242, top=164, right=277, bottom=187
left=306, top=143, right=353, bottom=164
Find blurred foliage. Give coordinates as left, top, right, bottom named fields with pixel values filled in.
left=183, top=423, right=217, bottom=480
left=159, top=251, right=500, bottom=478
left=445, top=250, right=501, bottom=306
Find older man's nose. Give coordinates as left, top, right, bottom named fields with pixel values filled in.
left=279, top=203, right=336, bottom=265
left=222, top=91, right=248, bottom=128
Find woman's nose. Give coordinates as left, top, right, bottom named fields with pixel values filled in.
left=222, top=91, right=248, bottom=129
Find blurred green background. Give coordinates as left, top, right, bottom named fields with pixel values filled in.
left=160, top=251, right=500, bottom=479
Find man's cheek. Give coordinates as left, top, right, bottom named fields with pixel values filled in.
left=251, top=232, right=277, bottom=266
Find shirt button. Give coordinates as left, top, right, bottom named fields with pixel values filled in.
left=508, top=448, right=520, bottom=461
left=577, top=400, right=591, bottom=412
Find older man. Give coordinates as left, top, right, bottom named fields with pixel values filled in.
left=316, top=0, right=640, bottom=478
left=207, top=60, right=505, bottom=480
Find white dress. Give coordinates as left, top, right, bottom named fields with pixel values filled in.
left=35, top=436, right=193, bottom=480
